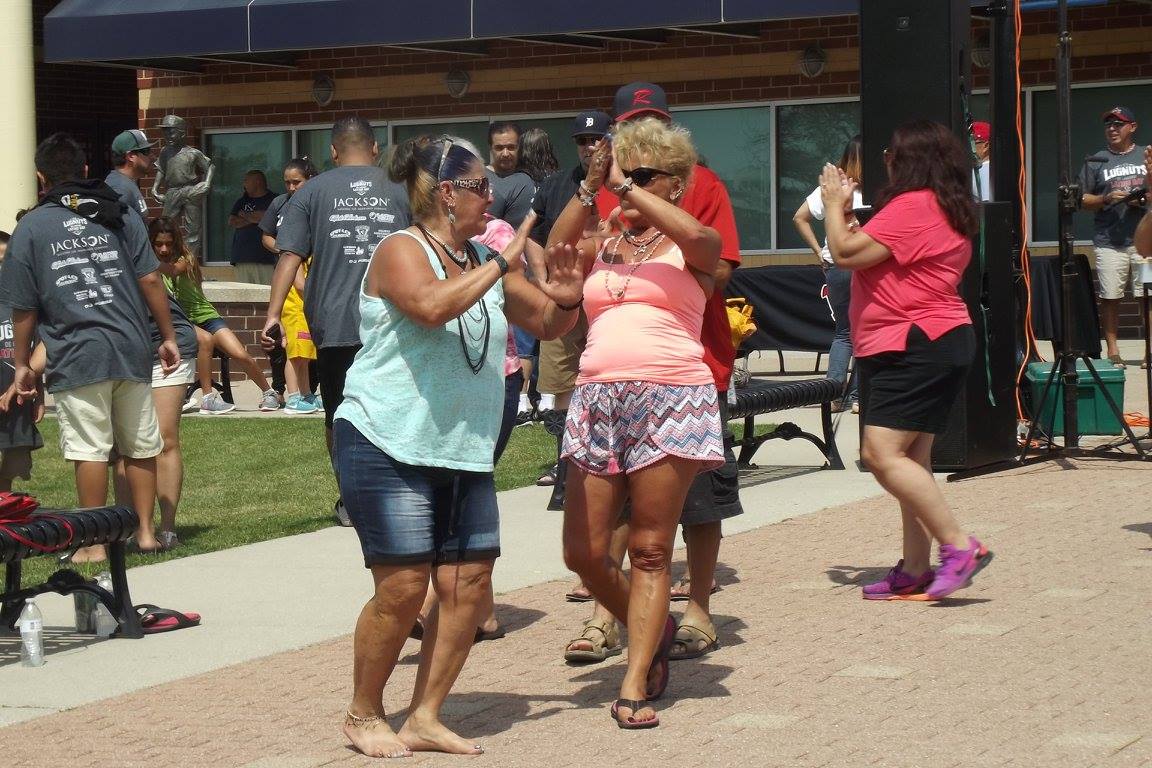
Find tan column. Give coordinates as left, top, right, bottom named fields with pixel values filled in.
left=0, top=2, right=38, bottom=234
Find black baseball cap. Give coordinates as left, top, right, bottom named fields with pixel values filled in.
left=1102, top=106, right=1136, bottom=124
left=572, top=111, right=611, bottom=138
left=613, top=82, right=671, bottom=122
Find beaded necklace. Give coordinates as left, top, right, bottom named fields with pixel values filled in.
left=416, top=224, right=490, bottom=375
left=603, top=231, right=667, bottom=302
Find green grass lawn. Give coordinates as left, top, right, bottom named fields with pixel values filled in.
left=14, top=415, right=769, bottom=585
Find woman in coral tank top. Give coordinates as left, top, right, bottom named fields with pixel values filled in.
left=820, top=120, right=993, bottom=603
left=546, top=118, right=724, bottom=729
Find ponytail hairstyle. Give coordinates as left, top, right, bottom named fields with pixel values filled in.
left=517, top=128, right=559, bottom=183
left=838, top=134, right=863, bottom=187
left=148, top=216, right=200, bottom=283
left=387, top=135, right=481, bottom=220
left=874, top=120, right=979, bottom=238
left=284, top=155, right=318, bottom=180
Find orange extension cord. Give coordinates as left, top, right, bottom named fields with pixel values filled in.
left=1013, top=0, right=1044, bottom=424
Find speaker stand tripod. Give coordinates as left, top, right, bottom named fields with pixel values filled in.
left=948, top=0, right=1147, bottom=481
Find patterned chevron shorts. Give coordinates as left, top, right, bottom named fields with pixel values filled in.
left=562, top=381, right=725, bottom=476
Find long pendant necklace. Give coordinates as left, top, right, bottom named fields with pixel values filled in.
left=416, top=224, right=490, bottom=374
left=603, top=231, right=667, bottom=301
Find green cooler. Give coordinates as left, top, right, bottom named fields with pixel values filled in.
left=1024, top=360, right=1126, bottom=436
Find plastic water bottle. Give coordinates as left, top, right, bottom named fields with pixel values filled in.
left=94, top=572, right=118, bottom=638
left=18, top=599, right=44, bottom=667
left=74, top=590, right=96, bottom=634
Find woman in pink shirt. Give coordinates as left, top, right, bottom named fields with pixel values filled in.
left=820, top=120, right=992, bottom=602
left=547, top=118, right=724, bottom=729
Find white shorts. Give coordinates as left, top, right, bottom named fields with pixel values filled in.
left=151, top=359, right=196, bottom=388
left=1095, top=245, right=1144, bottom=300
left=54, top=380, right=163, bottom=462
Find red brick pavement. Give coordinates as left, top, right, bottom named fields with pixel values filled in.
left=4, top=460, right=1152, bottom=767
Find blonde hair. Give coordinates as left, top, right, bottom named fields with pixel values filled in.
left=611, top=117, right=697, bottom=183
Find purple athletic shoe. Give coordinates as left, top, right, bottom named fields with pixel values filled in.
left=861, top=560, right=934, bottom=601
left=926, top=536, right=993, bottom=600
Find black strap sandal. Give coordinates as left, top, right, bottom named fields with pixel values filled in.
left=611, top=698, right=659, bottom=729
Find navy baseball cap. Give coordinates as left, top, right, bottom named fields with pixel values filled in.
left=1102, top=106, right=1136, bottom=124
left=572, top=111, right=611, bottom=137
left=613, top=82, right=671, bottom=122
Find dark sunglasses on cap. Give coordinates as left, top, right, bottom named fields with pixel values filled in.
left=621, top=167, right=674, bottom=187
left=450, top=176, right=491, bottom=196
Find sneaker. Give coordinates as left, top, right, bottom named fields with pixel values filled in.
left=305, top=393, right=324, bottom=411
left=514, top=408, right=536, bottom=428
left=334, top=498, right=353, bottom=527
left=862, top=560, right=934, bottom=601
left=258, top=388, right=281, bottom=412
left=926, top=536, right=993, bottom=600
left=284, top=394, right=318, bottom=415
left=181, top=395, right=199, bottom=414
left=199, top=391, right=236, bottom=415
left=536, top=463, right=558, bottom=486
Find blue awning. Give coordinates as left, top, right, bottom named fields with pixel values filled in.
left=44, top=0, right=1111, bottom=64
left=44, top=0, right=862, bottom=63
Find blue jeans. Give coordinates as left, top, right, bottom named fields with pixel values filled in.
left=493, top=370, right=523, bottom=463
left=824, top=263, right=857, bottom=401
left=333, top=419, right=501, bottom=566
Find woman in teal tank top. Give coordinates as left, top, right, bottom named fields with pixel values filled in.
left=332, top=136, right=584, bottom=758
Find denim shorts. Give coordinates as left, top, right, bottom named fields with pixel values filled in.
left=333, top=419, right=501, bottom=567
left=197, top=317, right=228, bottom=334
left=511, top=324, right=538, bottom=359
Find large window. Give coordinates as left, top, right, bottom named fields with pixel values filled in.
left=774, top=101, right=861, bottom=251
left=676, top=106, right=774, bottom=251
left=1031, top=83, right=1152, bottom=243
left=196, top=81, right=1149, bottom=261
left=204, top=130, right=292, bottom=264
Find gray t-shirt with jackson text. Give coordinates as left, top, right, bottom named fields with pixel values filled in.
left=0, top=206, right=159, bottom=393
left=276, top=166, right=410, bottom=348
left=1078, top=144, right=1148, bottom=248
left=104, top=170, right=149, bottom=222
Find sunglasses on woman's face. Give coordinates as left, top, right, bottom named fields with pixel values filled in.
left=620, top=167, right=674, bottom=187
left=450, top=177, right=491, bottom=197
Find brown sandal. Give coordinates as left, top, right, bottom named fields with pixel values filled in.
left=563, top=617, right=622, bottom=663
left=669, top=622, right=719, bottom=660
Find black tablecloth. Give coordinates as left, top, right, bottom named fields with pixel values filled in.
left=1028, top=254, right=1102, bottom=359
left=726, top=265, right=833, bottom=354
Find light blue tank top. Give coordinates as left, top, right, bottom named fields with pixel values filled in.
left=334, top=230, right=508, bottom=472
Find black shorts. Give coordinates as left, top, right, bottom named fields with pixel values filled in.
left=316, top=345, right=361, bottom=428
left=680, top=398, right=743, bottom=527
left=857, top=324, right=974, bottom=435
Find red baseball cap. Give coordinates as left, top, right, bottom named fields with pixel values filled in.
left=970, top=121, right=991, bottom=143
left=613, top=82, right=671, bottom=122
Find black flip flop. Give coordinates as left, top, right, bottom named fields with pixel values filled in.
left=134, top=603, right=201, bottom=634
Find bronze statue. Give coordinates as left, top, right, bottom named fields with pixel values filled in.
left=151, top=115, right=214, bottom=259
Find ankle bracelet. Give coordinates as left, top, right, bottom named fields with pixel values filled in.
left=346, top=710, right=383, bottom=726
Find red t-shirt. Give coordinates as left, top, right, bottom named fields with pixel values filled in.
left=596, top=164, right=741, bottom=390
left=854, top=189, right=972, bottom=357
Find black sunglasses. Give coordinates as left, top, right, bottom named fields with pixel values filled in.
left=621, top=167, right=674, bottom=187
left=575, top=135, right=602, bottom=147
left=451, top=177, right=491, bottom=197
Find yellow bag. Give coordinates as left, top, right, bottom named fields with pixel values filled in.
left=725, top=297, right=757, bottom=350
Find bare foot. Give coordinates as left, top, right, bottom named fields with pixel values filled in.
left=342, top=712, right=412, bottom=759
left=398, top=716, right=483, bottom=755
left=70, top=545, right=107, bottom=564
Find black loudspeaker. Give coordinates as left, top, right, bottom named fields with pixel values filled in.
left=860, top=0, right=971, bottom=202
left=930, top=202, right=1018, bottom=471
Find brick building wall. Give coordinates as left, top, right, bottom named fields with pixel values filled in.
left=33, top=0, right=138, bottom=181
